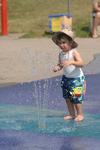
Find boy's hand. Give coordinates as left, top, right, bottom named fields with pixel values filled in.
left=61, top=60, right=73, bottom=67
left=53, top=65, right=61, bottom=72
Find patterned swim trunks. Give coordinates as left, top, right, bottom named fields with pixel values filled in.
left=61, top=75, right=86, bottom=104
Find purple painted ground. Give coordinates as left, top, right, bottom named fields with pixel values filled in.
left=0, top=55, right=100, bottom=150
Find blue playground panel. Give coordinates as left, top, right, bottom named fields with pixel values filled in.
left=48, top=13, right=72, bottom=32
left=0, top=72, right=100, bottom=150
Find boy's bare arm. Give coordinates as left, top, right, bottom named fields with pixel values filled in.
left=53, top=54, right=63, bottom=72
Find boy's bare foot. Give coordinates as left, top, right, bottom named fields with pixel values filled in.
left=92, top=34, right=98, bottom=38
left=74, top=115, right=84, bottom=122
left=64, top=115, right=75, bottom=120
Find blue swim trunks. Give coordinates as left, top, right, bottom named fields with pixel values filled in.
left=61, top=75, right=86, bottom=104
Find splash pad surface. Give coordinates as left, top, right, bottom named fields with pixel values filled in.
left=0, top=104, right=100, bottom=138
left=0, top=74, right=100, bottom=150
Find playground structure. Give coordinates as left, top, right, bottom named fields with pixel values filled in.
left=48, top=0, right=72, bottom=32
left=48, top=13, right=72, bottom=32
left=1, top=0, right=8, bottom=35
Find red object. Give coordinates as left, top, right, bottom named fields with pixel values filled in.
left=1, top=0, right=8, bottom=35
left=74, top=93, right=81, bottom=97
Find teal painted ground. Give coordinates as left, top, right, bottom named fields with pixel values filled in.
left=0, top=104, right=100, bottom=138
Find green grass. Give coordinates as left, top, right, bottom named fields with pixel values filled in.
left=1, top=0, right=92, bottom=37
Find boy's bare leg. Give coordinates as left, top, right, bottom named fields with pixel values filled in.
left=92, top=17, right=98, bottom=37
left=64, top=99, right=76, bottom=120
left=74, top=103, right=84, bottom=122
left=92, top=12, right=100, bottom=37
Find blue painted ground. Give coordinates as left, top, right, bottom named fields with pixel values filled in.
left=0, top=55, right=100, bottom=150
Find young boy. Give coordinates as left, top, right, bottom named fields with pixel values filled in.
left=52, top=28, right=86, bottom=122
